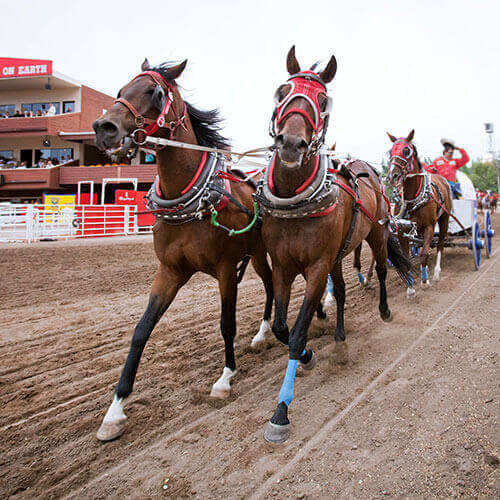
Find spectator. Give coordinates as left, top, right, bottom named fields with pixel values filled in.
left=19, top=161, right=27, bottom=168
left=52, top=157, right=59, bottom=165
left=7, top=158, right=18, bottom=168
left=47, top=103, right=56, bottom=116
left=36, top=159, right=46, bottom=168
left=36, top=110, right=42, bottom=117
left=46, top=159, right=54, bottom=168
left=13, top=110, right=23, bottom=117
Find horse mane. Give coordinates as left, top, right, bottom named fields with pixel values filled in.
left=152, top=62, right=230, bottom=150
left=411, top=142, right=424, bottom=171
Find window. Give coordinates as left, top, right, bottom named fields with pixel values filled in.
left=0, top=150, right=13, bottom=161
left=0, top=104, right=15, bottom=117
left=63, top=101, right=75, bottom=113
left=22, top=102, right=61, bottom=116
left=35, top=148, right=73, bottom=164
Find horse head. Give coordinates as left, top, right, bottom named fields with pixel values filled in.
left=92, top=58, right=187, bottom=159
left=386, top=129, right=416, bottom=187
left=270, top=46, right=337, bottom=168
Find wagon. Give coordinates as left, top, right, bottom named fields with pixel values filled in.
left=405, top=172, right=495, bottom=270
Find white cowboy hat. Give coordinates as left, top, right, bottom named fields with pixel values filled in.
left=440, top=138, right=456, bottom=148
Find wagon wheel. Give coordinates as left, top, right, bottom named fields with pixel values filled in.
left=483, top=210, right=494, bottom=258
left=471, top=221, right=482, bottom=270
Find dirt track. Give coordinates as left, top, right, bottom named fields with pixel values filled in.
left=0, top=218, right=498, bottom=499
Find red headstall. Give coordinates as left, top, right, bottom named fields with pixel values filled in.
left=114, top=70, right=188, bottom=146
left=271, top=71, right=331, bottom=136
left=389, top=138, right=417, bottom=176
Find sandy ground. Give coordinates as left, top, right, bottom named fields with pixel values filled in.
left=0, top=217, right=498, bottom=499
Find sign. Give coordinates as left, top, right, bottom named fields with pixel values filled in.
left=0, top=57, right=53, bottom=79
left=115, top=189, right=154, bottom=226
left=115, top=190, right=136, bottom=204
left=43, top=194, right=76, bottom=223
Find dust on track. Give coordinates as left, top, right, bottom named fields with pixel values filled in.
left=0, top=219, right=498, bottom=498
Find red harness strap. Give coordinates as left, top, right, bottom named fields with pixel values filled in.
left=334, top=179, right=376, bottom=223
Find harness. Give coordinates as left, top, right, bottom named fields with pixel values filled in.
left=269, top=71, right=332, bottom=158
left=115, top=70, right=188, bottom=148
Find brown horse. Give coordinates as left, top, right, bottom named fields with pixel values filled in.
left=257, top=47, right=413, bottom=443
left=92, top=58, right=273, bottom=441
left=387, top=130, right=452, bottom=296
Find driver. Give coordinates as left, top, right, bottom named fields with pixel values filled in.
left=426, top=138, right=469, bottom=199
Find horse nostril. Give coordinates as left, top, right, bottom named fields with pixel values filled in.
left=93, top=119, right=118, bottom=137
left=275, top=134, right=284, bottom=147
left=297, top=139, right=308, bottom=152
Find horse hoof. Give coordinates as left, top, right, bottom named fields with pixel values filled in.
left=420, top=280, right=431, bottom=289
left=406, top=288, right=416, bottom=300
left=209, top=386, right=231, bottom=399
left=96, top=418, right=126, bottom=442
left=381, top=310, right=393, bottom=323
left=433, top=274, right=440, bottom=282
left=299, top=350, right=317, bottom=371
left=264, top=422, right=290, bottom=444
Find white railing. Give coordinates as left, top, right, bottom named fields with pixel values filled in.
left=0, top=204, right=152, bottom=243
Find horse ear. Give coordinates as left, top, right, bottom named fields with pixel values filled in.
left=286, top=46, right=301, bottom=75
left=406, top=129, right=415, bottom=142
left=331, top=142, right=336, bottom=151
left=164, top=59, right=188, bottom=81
left=319, top=54, right=337, bottom=83
left=387, top=132, right=397, bottom=143
left=141, top=58, right=150, bottom=71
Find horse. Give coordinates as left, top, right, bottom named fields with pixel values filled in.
left=256, top=46, right=413, bottom=443
left=386, top=130, right=452, bottom=296
left=92, top=58, right=274, bottom=441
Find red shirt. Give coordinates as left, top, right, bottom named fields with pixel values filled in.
left=426, top=148, right=469, bottom=182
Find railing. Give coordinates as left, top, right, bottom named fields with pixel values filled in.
left=0, top=204, right=152, bottom=243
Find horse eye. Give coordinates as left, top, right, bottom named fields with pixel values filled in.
left=274, top=84, right=290, bottom=104
left=402, top=147, right=411, bottom=158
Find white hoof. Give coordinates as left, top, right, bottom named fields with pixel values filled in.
left=421, top=280, right=431, bottom=289
left=210, top=367, right=236, bottom=399
left=251, top=320, right=270, bottom=348
left=97, top=395, right=127, bottom=442
left=433, top=269, right=441, bottom=282
left=324, top=293, right=334, bottom=307
left=406, top=287, right=416, bottom=299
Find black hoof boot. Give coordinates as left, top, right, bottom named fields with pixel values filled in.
left=299, top=349, right=317, bottom=371
left=264, top=402, right=290, bottom=443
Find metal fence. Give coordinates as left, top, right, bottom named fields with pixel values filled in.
left=0, top=204, right=152, bottom=243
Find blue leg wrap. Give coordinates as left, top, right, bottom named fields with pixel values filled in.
left=326, top=275, right=333, bottom=295
left=357, top=272, right=365, bottom=284
left=278, top=359, right=298, bottom=406
left=408, top=271, right=414, bottom=287
left=421, top=265, right=428, bottom=281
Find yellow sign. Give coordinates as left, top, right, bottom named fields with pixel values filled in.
left=43, top=194, right=76, bottom=223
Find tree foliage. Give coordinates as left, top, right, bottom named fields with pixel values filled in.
left=462, top=160, right=499, bottom=193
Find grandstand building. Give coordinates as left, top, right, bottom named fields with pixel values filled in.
left=0, top=57, right=155, bottom=202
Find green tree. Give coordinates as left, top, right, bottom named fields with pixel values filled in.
left=462, top=160, right=498, bottom=193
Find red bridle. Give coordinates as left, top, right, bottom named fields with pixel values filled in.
left=270, top=71, right=332, bottom=143
left=115, top=70, right=187, bottom=146
left=389, top=138, right=417, bottom=177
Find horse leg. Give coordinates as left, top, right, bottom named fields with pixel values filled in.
left=249, top=250, right=274, bottom=348
left=271, top=267, right=294, bottom=346
left=210, top=265, right=239, bottom=399
left=420, top=225, right=433, bottom=289
left=399, top=234, right=416, bottom=299
left=366, top=230, right=392, bottom=322
left=264, top=265, right=327, bottom=443
left=331, top=261, right=346, bottom=342
left=324, top=274, right=334, bottom=307
left=97, top=265, right=187, bottom=441
left=353, top=243, right=368, bottom=286
left=433, top=214, right=449, bottom=282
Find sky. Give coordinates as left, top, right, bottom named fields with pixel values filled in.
left=2, top=0, right=499, bottom=164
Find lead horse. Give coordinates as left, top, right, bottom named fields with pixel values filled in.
left=386, top=130, right=452, bottom=295
left=92, top=58, right=273, bottom=441
left=256, top=47, right=413, bottom=443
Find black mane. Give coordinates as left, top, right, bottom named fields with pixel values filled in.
left=152, top=63, right=230, bottom=150
left=412, top=142, right=424, bottom=171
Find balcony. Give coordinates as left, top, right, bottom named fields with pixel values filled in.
left=0, top=113, right=83, bottom=137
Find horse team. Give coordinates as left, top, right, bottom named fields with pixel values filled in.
left=92, top=47, right=460, bottom=443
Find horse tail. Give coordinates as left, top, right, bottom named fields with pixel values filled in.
left=387, top=232, right=414, bottom=287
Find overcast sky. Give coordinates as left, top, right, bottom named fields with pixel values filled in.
left=2, top=0, right=499, bottom=164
